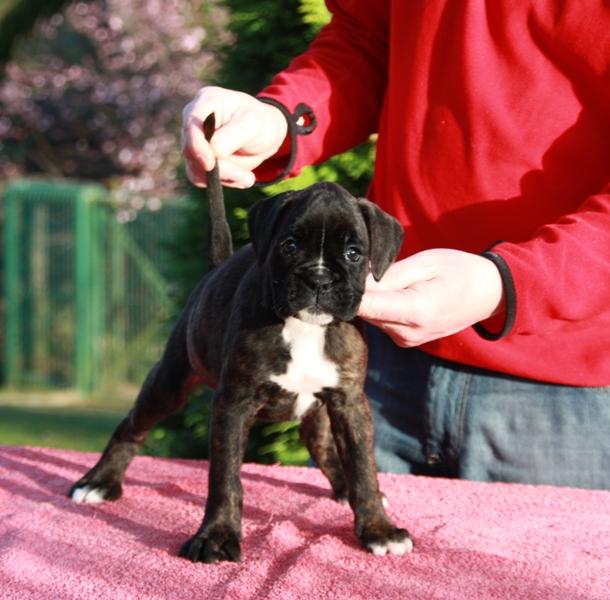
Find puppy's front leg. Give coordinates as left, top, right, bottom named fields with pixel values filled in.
left=179, top=392, right=254, bottom=563
left=325, top=389, right=413, bottom=556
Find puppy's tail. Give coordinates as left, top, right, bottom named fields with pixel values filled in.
left=203, top=113, right=233, bottom=270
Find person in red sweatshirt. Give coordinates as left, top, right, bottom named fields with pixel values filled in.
left=182, top=1, right=610, bottom=488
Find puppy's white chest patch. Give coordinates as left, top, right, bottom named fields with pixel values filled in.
left=270, top=316, right=339, bottom=419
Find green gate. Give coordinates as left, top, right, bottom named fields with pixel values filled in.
left=3, top=179, right=184, bottom=396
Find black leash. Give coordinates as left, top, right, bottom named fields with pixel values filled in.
left=203, top=113, right=233, bottom=269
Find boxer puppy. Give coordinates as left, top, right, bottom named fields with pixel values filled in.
left=69, top=181, right=412, bottom=563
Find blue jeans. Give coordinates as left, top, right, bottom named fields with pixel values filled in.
left=365, top=327, right=610, bottom=489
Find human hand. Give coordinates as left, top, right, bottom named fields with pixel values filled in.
left=181, top=86, right=288, bottom=189
left=357, top=249, right=505, bottom=347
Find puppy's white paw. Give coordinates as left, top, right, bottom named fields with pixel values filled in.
left=70, top=485, right=107, bottom=504
left=368, top=537, right=413, bottom=557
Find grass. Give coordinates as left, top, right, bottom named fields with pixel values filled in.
left=0, top=405, right=124, bottom=452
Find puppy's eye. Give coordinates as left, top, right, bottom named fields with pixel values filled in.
left=345, top=246, right=362, bottom=263
left=280, top=237, right=298, bottom=257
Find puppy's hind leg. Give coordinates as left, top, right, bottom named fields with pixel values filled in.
left=69, top=317, right=200, bottom=504
left=300, top=405, right=349, bottom=503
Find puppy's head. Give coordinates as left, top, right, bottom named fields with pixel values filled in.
left=248, top=182, right=403, bottom=324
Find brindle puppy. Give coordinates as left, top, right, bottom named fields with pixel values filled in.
left=69, top=181, right=412, bottom=563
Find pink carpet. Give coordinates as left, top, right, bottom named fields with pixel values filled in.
left=1, top=446, right=609, bottom=599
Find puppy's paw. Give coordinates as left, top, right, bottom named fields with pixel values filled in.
left=69, top=473, right=123, bottom=504
left=360, top=524, right=413, bottom=557
left=179, top=525, right=241, bottom=564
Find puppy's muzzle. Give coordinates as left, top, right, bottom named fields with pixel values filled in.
left=300, top=266, right=334, bottom=294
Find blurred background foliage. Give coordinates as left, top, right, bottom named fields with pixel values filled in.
left=0, top=0, right=375, bottom=466
left=0, top=0, right=218, bottom=198
left=0, top=0, right=68, bottom=65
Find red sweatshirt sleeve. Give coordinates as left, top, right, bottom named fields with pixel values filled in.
left=493, top=189, right=610, bottom=336
left=256, top=0, right=390, bottom=181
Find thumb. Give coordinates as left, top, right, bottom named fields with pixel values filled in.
left=365, top=254, right=435, bottom=292
left=211, top=112, right=262, bottom=159
left=358, top=289, right=416, bottom=323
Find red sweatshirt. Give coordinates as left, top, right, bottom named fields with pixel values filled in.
left=256, top=1, right=610, bottom=386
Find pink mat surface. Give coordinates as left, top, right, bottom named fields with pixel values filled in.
left=1, top=446, right=609, bottom=599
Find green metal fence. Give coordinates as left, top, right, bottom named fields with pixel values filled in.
left=2, top=179, right=185, bottom=396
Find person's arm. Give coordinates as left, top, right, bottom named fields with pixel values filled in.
left=255, top=0, right=390, bottom=182
left=181, top=1, right=389, bottom=189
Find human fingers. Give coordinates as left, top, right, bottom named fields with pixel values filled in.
left=215, top=158, right=255, bottom=188
left=359, top=250, right=506, bottom=346
left=184, top=158, right=208, bottom=188
left=182, top=101, right=217, bottom=173
left=363, top=319, right=432, bottom=348
left=210, top=110, right=269, bottom=160
left=364, top=253, right=439, bottom=292
left=181, top=87, right=254, bottom=173
left=185, top=156, right=256, bottom=189
left=182, top=88, right=287, bottom=187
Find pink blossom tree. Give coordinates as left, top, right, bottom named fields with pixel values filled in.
left=0, top=0, right=227, bottom=204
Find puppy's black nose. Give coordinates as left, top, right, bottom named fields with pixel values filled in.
left=304, top=267, right=333, bottom=292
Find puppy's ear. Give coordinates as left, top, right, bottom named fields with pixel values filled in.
left=357, top=198, right=404, bottom=281
left=248, top=191, right=295, bottom=264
